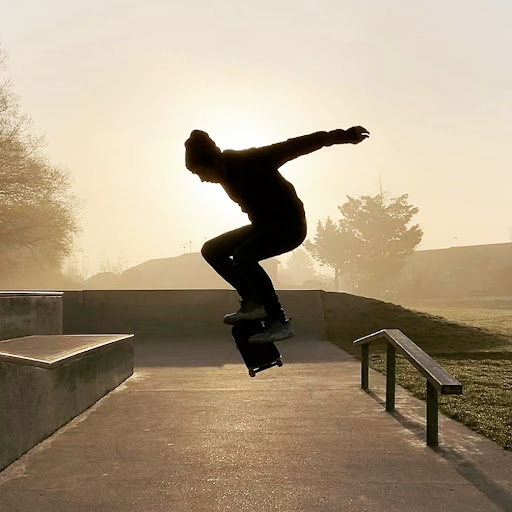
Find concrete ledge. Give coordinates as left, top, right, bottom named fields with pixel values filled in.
left=0, top=334, right=134, bottom=471
left=0, top=334, right=134, bottom=368
left=0, top=291, right=63, bottom=340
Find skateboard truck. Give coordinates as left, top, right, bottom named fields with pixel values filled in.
left=248, top=357, right=283, bottom=378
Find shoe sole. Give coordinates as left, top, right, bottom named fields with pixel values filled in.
left=223, top=313, right=268, bottom=325
left=248, top=331, right=295, bottom=344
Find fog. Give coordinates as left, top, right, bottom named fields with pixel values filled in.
left=1, top=0, right=511, bottom=278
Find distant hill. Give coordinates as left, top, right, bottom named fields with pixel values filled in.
left=120, top=252, right=228, bottom=289
left=81, top=242, right=512, bottom=298
left=84, top=252, right=278, bottom=290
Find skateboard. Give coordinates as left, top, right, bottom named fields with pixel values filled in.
left=231, top=319, right=283, bottom=378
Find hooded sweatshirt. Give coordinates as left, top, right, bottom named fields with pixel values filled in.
left=220, top=131, right=336, bottom=226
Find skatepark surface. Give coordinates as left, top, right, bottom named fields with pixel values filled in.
left=2, top=290, right=512, bottom=511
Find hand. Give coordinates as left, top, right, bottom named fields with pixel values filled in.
left=331, top=126, right=370, bottom=145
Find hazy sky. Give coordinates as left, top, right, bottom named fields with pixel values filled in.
left=1, top=0, right=511, bottom=274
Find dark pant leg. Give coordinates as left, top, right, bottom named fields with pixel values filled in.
left=231, top=221, right=307, bottom=320
left=201, top=225, right=256, bottom=300
left=202, top=221, right=307, bottom=320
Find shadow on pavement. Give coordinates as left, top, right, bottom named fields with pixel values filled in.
left=366, top=390, right=512, bottom=512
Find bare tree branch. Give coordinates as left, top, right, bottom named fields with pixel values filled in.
left=0, top=45, right=79, bottom=284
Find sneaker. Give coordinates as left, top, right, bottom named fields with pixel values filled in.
left=248, top=320, right=295, bottom=344
left=223, top=301, right=267, bottom=325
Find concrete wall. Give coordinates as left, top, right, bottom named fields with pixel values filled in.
left=0, top=292, right=62, bottom=340
left=63, top=289, right=240, bottom=339
left=63, top=289, right=327, bottom=341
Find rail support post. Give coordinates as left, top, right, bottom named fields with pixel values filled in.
left=353, top=329, right=462, bottom=448
left=361, top=344, right=369, bottom=391
left=386, top=343, right=396, bottom=412
left=426, top=381, right=439, bottom=447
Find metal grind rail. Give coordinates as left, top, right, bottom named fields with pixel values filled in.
left=353, top=329, right=462, bottom=447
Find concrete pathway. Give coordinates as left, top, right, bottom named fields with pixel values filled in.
left=1, top=334, right=512, bottom=512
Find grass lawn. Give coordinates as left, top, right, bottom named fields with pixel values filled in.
left=369, top=354, right=512, bottom=450
left=420, top=307, right=512, bottom=337
left=399, top=297, right=512, bottom=338
left=322, top=292, right=512, bottom=450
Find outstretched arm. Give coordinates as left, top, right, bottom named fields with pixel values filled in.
left=258, top=126, right=369, bottom=168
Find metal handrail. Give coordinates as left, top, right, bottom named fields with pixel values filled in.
left=353, top=329, right=462, bottom=447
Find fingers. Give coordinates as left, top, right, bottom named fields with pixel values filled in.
left=333, top=126, right=370, bottom=144
left=343, top=126, right=369, bottom=144
left=354, top=125, right=370, bottom=137
left=354, top=126, right=370, bottom=143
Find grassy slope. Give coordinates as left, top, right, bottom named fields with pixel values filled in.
left=399, top=300, right=512, bottom=338
left=321, top=292, right=511, bottom=356
left=321, top=291, right=512, bottom=449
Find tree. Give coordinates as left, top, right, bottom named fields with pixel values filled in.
left=279, top=248, right=320, bottom=287
left=0, top=48, right=78, bottom=286
left=304, top=217, right=358, bottom=290
left=305, top=193, right=423, bottom=296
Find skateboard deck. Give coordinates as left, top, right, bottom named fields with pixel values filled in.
left=231, top=320, right=283, bottom=378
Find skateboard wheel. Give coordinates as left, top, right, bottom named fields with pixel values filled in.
left=277, top=359, right=283, bottom=367
left=249, top=369, right=256, bottom=378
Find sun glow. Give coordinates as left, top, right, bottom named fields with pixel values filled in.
left=200, top=118, right=272, bottom=152
left=195, top=180, right=249, bottom=232
left=182, top=116, right=276, bottom=240
left=186, top=117, right=273, bottom=231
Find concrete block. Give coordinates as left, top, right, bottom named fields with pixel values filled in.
left=0, top=334, right=134, bottom=471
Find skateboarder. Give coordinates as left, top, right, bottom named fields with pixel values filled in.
left=185, top=126, right=369, bottom=343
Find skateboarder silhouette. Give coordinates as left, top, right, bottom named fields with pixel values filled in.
left=185, top=126, right=369, bottom=343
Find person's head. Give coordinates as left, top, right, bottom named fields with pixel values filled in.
left=184, top=130, right=224, bottom=183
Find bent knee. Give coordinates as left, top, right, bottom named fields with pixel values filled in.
left=201, top=239, right=217, bottom=262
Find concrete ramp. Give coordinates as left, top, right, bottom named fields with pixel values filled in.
left=64, top=289, right=326, bottom=342
left=278, top=290, right=326, bottom=341
left=64, top=289, right=329, bottom=368
left=64, top=289, right=240, bottom=339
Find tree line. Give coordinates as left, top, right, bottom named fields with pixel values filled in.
left=0, top=48, right=77, bottom=287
